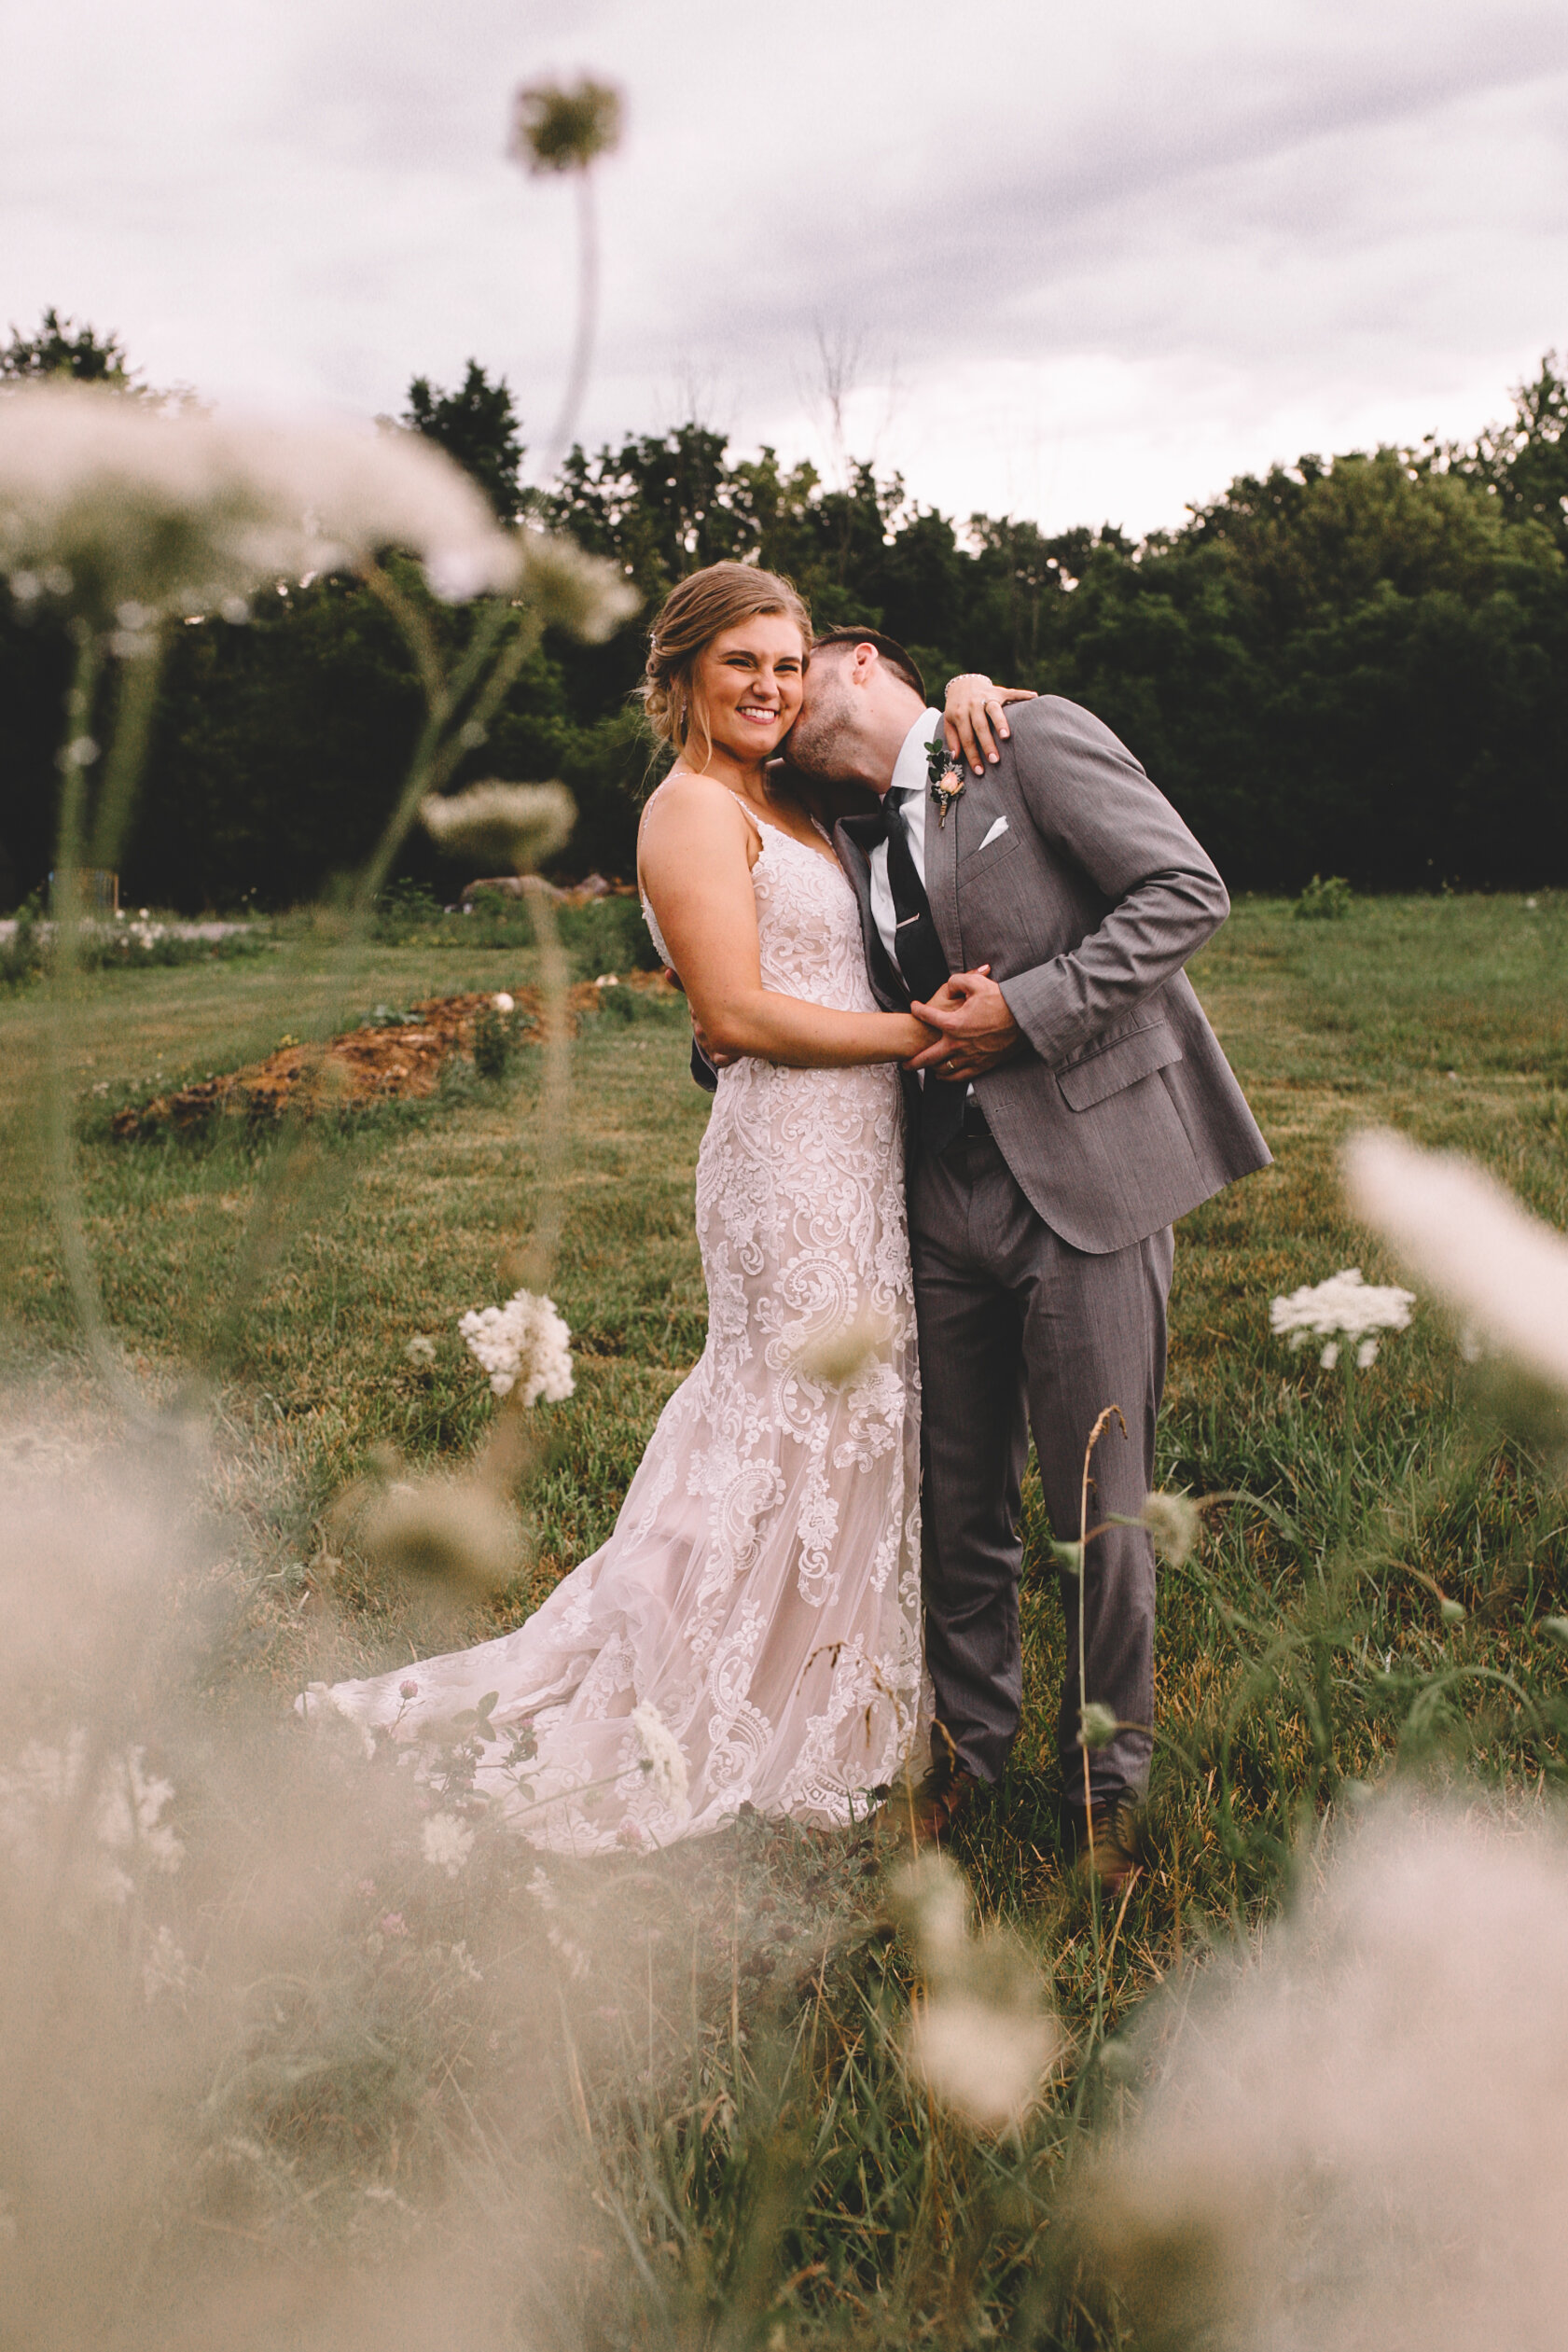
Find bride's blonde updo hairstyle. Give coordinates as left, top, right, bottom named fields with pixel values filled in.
left=641, top=562, right=812, bottom=772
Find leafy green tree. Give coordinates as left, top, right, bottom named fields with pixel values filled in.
left=402, top=362, right=525, bottom=519
left=0, top=307, right=135, bottom=385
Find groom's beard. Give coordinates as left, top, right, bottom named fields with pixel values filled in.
left=783, top=675, right=859, bottom=782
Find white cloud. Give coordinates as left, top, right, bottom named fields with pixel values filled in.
left=3, top=0, right=1565, bottom=533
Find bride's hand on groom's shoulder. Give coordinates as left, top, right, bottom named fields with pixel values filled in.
left=942, top=675, right=1038, bottom=776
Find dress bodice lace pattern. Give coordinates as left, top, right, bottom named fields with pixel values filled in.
left=310, top=815, right=925, bottom=1851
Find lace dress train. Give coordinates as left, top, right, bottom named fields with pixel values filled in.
left=306, top=818, right=926, bottom=1852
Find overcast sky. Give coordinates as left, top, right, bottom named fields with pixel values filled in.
left=5, top=0, right=1566, bottom=536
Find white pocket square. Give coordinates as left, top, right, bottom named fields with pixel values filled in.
left=978, top=814, right=1009, bottom=849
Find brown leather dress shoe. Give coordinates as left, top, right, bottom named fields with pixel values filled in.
left=893, top=1766, right=979, bottom=1848
left=1068, top=1792, right=1144, bottom=1896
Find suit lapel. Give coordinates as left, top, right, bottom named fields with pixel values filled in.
left=834, top=813, right=908, bottom=1009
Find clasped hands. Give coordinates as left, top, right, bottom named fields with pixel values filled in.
left=693, top=966, right=1022, bottom=1083
left=904, top=966, right=1022, bottom=1083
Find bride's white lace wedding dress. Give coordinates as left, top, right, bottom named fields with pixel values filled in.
left=308, top=812, right=925, bottom=1852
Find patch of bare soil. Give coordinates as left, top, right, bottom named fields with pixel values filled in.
left=111, top=970, right=679, bottom=1140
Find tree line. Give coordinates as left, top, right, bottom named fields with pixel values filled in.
left=2, top=311, right=1565, bottom=911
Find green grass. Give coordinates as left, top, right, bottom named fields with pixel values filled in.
left=2, top=890, right=1566, bottom=2345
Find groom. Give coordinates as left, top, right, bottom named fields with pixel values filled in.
left=702, top=631, right=1270, bottom=1878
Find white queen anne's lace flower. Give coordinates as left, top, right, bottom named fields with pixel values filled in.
left=1270, top=1267, right=1415, bottom=1370
left=458, top=1288, right=574, bottom=1404
left=1344, top=1130, right=1568, bottom=1393
left=631, top=1701, right=689, bottom=1814
left=0, top=382, right=524, bottom=623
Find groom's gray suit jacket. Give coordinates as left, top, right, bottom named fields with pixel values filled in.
left=829, top=695, right=1270, bottom=1251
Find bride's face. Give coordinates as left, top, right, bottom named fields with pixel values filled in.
left=690, top=615, right=805, bottom=762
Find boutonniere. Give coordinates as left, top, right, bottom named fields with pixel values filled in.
left=925, top=738, right=965, bottom=828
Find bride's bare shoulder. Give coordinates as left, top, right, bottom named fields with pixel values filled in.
left=639, top=772, right=755, bottom=865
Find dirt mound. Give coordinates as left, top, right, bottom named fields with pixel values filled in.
left=110, top=969, right=679, bottom=1140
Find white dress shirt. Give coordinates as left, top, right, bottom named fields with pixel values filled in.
left=869, top=707, right=943, bottom=983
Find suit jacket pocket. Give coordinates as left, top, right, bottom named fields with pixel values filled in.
left=957, top=820, right=1022, bottom=877
left=1057, top=1019, right=1184, bottom=1110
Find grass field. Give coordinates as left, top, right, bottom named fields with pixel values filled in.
left=2, top=889, right=1566, bottom=2346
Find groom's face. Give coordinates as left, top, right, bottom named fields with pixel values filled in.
left=784, top=648, right=859, bottom=780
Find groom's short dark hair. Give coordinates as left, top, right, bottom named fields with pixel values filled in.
left=811, top=627, right=926, bottom=704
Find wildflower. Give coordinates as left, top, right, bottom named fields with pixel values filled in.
left=908, top=1995, right=1062, bottom=2133
left=510, top=77, right=624, bottom=174
left=421, top=1813, right=475, bottom=1876
left=95, top=1747, right=183, bottom=1873
left=458, top=1287, right=575, bottom=1405
left=0, top=382, right=522, bottom=624
left=493, top=992, right=515, bottom=1013
left=449, top=1940, right=483, bottom=1983
left=548, top=1924, right=590, bottom=1978
left=398, top=1677, right=420, bottom=1701
left=404, top=1334, right=437, bottom=1367
left=525, top=1865, right=556, bottom=1910
left=379, top=1912, right=409, bottom=1938
left=1078, top=1702, right=1119, bottom=1749
left=1141, top=1490, right=1202, bottom=1566
left=892, top=1853, right=1062, bottom=2131
left=631, top=1701, right=689, bottom=1814
left=1343, top=1131, right=1568, bottom=1394
left=421, top=780, right=576, bottom=872
left=592, top=972, right=619, bottom=989
left=1270, top=1267, right=1415, bottom=1360
left=142, top=1925, right=196, bottom=2004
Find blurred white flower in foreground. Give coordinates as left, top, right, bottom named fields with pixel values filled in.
left=631, top=1701, right=689, bottom=1814
left=0, top=1733, right=182, bottom=1902
left=0, top=382, right=522, bottom=621
left=459, top=1287, right=575, bottom=1405
left=421, top=1813, right=475, bottom=1876
left=1270, top=1266, right=1415, bottom=1370
left=420, top=781, right=576, bottom=872
left=1344, top=1130, right=1568, bottom=1393
left=1140, top=1489, right=1202, bottom=1566
left=892, top=1853, right=1062, bottom=2131
left=1082, top=1802, right=1568, bottom=2351
left=359, top=1475, right=522, bottom=1594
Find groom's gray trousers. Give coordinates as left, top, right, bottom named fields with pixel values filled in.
left=909, top=1116, right=1173, bottom=1802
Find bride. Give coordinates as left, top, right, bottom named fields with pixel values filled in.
left=308, top=564, right=996, bottom=1852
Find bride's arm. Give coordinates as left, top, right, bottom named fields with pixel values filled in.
left=639, top=781, right=936, bottom=1068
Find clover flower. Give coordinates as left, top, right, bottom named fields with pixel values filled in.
left=631, top=1701, right=689, bottom=1814
left=1141, top=1490, right=1202, bottom=1566
left=0, top=382, right=523, bottom=625
left=458, top=1288, right=574, bottom=1405
left=1343, top=1131, right=1568, bottom=1394
left=1078, top=1702, right=1119, bottom=1750
left=421, top=1813, right=475, bottom=1876
left=421, top=781, right=576, bottom=872
left=1270, top=1267, right=1415, bottom=1370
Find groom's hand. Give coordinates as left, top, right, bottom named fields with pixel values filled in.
left=692, top=1011, right=742, bottom=1070
left=906, top=967, right=1023, bottom=1081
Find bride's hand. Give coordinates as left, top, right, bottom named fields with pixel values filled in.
left=942, top=675, right=1037, bottom=775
